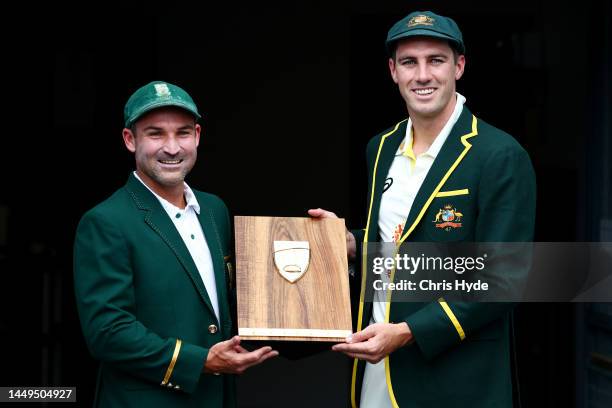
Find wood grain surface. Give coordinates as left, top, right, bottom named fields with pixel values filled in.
left=235, top=216, right=352, bottom=342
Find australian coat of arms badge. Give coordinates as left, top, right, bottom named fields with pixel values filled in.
left=433, top=204, right=463, bottom=231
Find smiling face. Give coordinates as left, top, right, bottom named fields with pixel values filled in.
left=122, top=107, right=201, bottom=195
left=389, top=37, right=465, bottom=122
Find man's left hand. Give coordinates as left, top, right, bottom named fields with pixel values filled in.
left=332, top=322, right=413, bottom=364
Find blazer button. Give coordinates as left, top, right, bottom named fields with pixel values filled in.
left=208, top=324, right=218, bottom=334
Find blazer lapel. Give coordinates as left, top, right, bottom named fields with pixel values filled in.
left=195, top=198, right=230, bottom=330
left=365, top=119, right=408, bottom=243
left=125, top=174, right=218, bottom=318
left=357, top=120, right=406, bottom=335
left=399, top=107, right=478, bottom=243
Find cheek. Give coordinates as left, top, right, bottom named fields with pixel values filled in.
left=134, top=149, right=146, bottom=163
left=439, top=68, right=456, bottom=85
left=135, top=144, right=158, bottom=160
left=183, top=140, right=199, bottom=153
left=397, top=70, right=414, bottom=84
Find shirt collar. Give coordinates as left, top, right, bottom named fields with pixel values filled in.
left=396, top=92, right=467, bottom=158
left=133, top=171, right=201, bottom=215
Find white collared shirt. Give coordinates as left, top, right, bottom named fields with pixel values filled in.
left=134, top=172, right=220, bottom=321
left=360, top=93, right=466, bottom=408
left=378, top=92, right=466, bottom=245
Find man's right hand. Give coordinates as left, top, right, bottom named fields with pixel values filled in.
left=308, top=208, right=356, bottom=261
left=204, top=336, right=278, bottom=375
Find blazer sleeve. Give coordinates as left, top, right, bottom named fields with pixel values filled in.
left=73, top=209, right=208, bottom=394
left=404, top=145, right=536, bottom=360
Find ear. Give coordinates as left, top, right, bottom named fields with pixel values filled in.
left=195, top=123, right=202, bottom=148
left=123, top=128, right=136, bottom=153
left=455, top=54, right=466, bottom=81
left=388, top=58, right=399, bottom=84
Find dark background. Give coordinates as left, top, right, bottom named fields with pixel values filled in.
left=0, top=0, right=610, bottom=407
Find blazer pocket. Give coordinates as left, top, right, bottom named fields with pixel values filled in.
left=435, top=188, right=469, bottom=198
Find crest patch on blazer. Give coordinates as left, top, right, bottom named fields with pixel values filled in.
left=433, top=204, right=463, bottom=231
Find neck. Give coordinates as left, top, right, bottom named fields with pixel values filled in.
left=409, top=95, right=457, bottom=151
left=136, top=170, right=186, bottom=209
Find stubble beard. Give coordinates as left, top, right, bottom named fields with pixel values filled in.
left=137, top=151, right=196, bottom=189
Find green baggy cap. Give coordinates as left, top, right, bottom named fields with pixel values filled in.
left=386, top=11, right=465, bottom=55
left=124, top=81, right=201, bottom=128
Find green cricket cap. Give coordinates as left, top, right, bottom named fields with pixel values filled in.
left=124, top=81, right=201, bottom=128
left=386, top=11, right=465, bottom=55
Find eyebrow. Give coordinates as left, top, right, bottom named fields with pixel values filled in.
left=142, top=126, right=163, bottom=132
left=142, top=124, right=195, bottom=132
left=398, top=54, right=449, bottom=61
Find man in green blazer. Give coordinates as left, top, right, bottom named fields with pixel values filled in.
left=74, top=81, right=277, bottom=408
left=310, top=11, right=535, bottom=408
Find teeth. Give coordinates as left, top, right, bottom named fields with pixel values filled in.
left=159, top=160, right=181, bottom=164
left=415, top=88, right=434, bottom=95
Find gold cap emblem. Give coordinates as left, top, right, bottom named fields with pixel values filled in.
left=408, top=15, right=435, bottom=27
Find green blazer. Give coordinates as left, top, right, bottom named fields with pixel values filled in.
left=350, top=107, right=536, bottom=408
left=74, top=173, right=235, bottom=408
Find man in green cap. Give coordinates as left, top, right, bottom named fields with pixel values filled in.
left=74, top=81, right=278, bottom=408
left=310, top=10, right=535, bottom=408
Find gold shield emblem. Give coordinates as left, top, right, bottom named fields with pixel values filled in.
left=273, top=241, right=310, bottom=283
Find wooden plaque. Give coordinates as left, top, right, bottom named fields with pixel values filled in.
left=234, top=216, right=352, bottom=342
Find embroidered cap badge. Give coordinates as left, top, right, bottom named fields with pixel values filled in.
left=407, top=15, right=435, bottom=27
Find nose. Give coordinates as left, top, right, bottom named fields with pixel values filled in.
left=416, top=62, right=432, bottom=84
left=163, top=135, right=180, bottom=156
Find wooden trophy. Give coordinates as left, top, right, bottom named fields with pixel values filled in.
left=234, top=216, right=352, bottom=342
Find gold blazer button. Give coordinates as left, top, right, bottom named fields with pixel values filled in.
left=208, top=324, right=218, bottom=334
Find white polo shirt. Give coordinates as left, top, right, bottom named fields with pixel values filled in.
left=360, top=93, right=466, bottom=408
left=134, top=172, right=220, bottom=321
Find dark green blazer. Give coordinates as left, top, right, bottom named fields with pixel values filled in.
left=350, top=107, right=536, bottom=408
left=74, top=173, right=235, bottom=408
